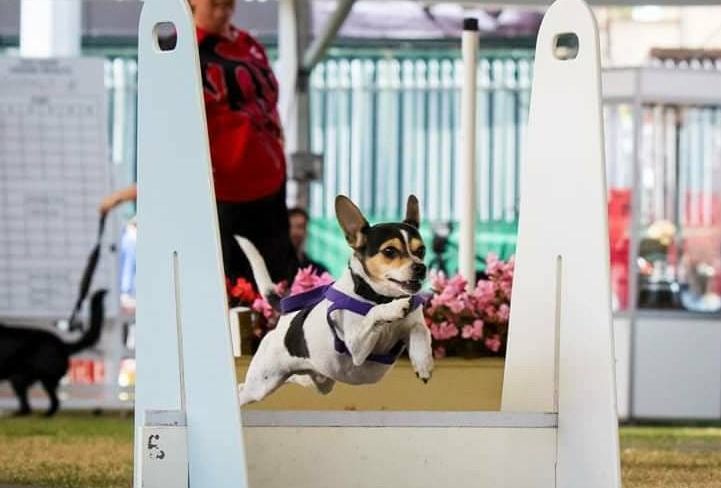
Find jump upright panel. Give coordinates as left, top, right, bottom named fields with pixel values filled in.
left=133, top=0, right=247, bottom=487
left=501, top=0, right=622, bottom=486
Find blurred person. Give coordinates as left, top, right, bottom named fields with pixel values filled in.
left=101, top=0, right=297, bottom=286
left=288, top=207, right=329, bottom=275
left=119, top=218, right=137, bottom=314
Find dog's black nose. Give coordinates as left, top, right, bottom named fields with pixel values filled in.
left=412, top=262, right=427, bottom=278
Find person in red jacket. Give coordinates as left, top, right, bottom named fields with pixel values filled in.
left=102, top=0, right=297, bottom=285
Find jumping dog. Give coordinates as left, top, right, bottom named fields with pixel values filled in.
left=234, top=195, right=433, bottom=405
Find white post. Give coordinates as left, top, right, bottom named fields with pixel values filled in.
left=501, top=0, right=621, bottom=486
left=133, top=0, right=248, bottom=487
left=20, top=0, right=82, bottom=58
left=459, top=18, right=479, bottom=289
left=278, top=0, right=312, bottom=208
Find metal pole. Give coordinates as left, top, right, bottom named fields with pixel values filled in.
left=278, top=0, right=312, bottom=208
left=459, top=18, right=479, bottom=289
left=20, top=0, right=82, bottom=58
left=627, top=73, right=643, bottom=420
left=302, top=0, right=356, bottom=72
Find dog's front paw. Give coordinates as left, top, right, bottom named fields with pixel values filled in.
left=400, top=297, right=413, bottom=317
left=412, top=357, right=434, bottom=384
left=377, top=297, right=413, bottom=324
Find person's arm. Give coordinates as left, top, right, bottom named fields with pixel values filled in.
left=99, top=184, right=138, bottom=215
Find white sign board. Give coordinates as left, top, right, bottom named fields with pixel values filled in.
left=0, top=58, right=114, bottom=320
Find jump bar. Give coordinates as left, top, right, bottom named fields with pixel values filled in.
left=241, top=410, right=558, bottom=428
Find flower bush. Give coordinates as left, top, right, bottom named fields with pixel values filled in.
left=424, top=254, right=514, bottom=359
left=247, top=266, right=334, bottom=341
left=228, top=254, right=514, bottom=359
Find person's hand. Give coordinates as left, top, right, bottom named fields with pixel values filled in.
left=99, top=194, right=119, bottom=215
left=99, top=184, right=137, bottom=215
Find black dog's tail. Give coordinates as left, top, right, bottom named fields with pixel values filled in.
left=65, top=290, right=107, bottom=355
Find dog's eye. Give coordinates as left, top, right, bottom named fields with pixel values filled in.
left=382, top=247, right=399, bottom=259
left=416, top=246, right=426, bottom=259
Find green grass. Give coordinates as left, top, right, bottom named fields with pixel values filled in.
left=0, top=414, right=720, bottom=487
left=620, top=426, right=721, bottom=487
left=0, top=413, right=133, bottom=488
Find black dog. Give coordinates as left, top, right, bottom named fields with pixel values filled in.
left=0, top=290, right=107, bottom=416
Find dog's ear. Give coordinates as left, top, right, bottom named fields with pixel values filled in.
left=335, top=195, right=369, bottom=249
left=404, top=195, right=420, bottom=228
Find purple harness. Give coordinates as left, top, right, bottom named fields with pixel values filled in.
left=280, top=284, right=426, bottom=365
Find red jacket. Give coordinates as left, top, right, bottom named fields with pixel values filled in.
left=197, top=26, right=286, bottom=202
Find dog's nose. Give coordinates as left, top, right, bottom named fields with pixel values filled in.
left=412, top=262, right=427, bottom=278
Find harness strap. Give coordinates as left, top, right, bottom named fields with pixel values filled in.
left=279, top=283, right=426, bottom=365
left=280, top=284, right=331, bottom=314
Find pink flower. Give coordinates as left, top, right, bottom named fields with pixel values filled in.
left=447, top=296, right=466, bottom=315
left=430, top=293, right=450, bottom=310
left=290, top=266, right=334, bottom=295
left=430, top=321, right=459, bottom=341
left=290, top=267, right=319, bottom=294
left=462, top=319, right=484, bottom=341
left=499, top=281, right=513, bottom=299
left=433, top=346, right=447, bottom=359
left=252, top=297, right=276, bottom=320
left=446, top=274, right=468, bottom=295
left=429, top=270, right=449, bottom=292
left=471, top=281, right=496, bottom=308
left=485, top=334, right=502, bottom=352
left=316, top=271, right=334, bottom=285
left=484, top=305, right=497, bottom=319
left=485, top=252, right=502, bottom=276
left=504, top=256, right=516, bottom=273
left=497, top=304, right=510, bottom=322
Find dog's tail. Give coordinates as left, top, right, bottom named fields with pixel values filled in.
left=65, top=289, right=107, bottom=354
left=234, top=235, right=275, bottom=299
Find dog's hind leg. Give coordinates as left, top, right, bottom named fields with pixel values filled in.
left=238, top=371, right=287, bottom=406
left=310, top=374, right=335, bottom=395
left=40, top=377, right=61, bottom=417
left=286, top=373, right=335, bottom=395
left=286, top=373, right=315, bottom=389
left=238, top=337, right=292, bottom=406
left=9, top=375, right=32, bottom=416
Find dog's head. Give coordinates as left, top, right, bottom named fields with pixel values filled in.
left=336, top=195, right=427, bottom=297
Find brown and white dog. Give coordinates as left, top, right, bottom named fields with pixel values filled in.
left=234, top=195, right=433, bottom=406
